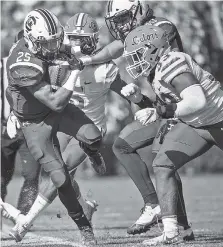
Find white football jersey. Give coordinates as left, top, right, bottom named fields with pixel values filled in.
left=70, top=61, right=119, bottom=132
left=153, top=51, right=223, bottom=127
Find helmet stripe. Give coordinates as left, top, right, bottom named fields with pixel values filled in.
left=107, top=0, right=113, bottom=13
left=76, top=13, right=85, bottom=31
left=35, top=9, right=56, bottom=35
left=44, top=9, right=58, bottom=34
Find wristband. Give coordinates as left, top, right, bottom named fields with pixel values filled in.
left=62, top=70, right=80, bottom=91
left=79, top=56, right=92, bottom=66
left=156, top=103, right=177, bottom=118
left=135, top=95, right=153, bottom=109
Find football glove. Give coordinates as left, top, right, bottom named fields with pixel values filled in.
left=121, top=83, right=143, bottom=103
left=134, top=108, right=159, bottom=125
left=7, top=112, right=20, bottom=139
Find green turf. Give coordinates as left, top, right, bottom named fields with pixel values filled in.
left=2, top=174, right=223, bottom=246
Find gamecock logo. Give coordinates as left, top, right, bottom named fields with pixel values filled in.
left=25, top=16, right=36, bottom=32
left=89, top=21, right=98, bottom=32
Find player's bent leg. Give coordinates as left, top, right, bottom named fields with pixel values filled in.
left=1, top=130, right=19, bottom=201
left=18, top=116, right=95, bottom=245
left=113, top=120, right=161, bottom=235
left=17, top=141, right=40, bottom=215
left=144, top=123, right=211, bottom=245
left=77, top=123, right=105, bottom=175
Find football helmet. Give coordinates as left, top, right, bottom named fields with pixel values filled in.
left=23, top=9, right=64, bottom=61
left=123, top=25, right=169, bottom=79
left=64, top=13, right=99, bottom=56
left=105, top=0, right=153, bottom=41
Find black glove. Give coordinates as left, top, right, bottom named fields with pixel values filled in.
left=156, top=103, right=177, bottom=118
left=68, top=55, right=85, bottom=71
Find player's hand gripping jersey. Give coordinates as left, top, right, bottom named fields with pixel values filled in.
left=50, top=61, right=119, bottom=131
left=6, top=38, right=51, bottom=120
left=153, top=51, right=223, bottom=127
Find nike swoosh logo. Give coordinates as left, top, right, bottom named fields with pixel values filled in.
left=84, top=81, right=92, bottom=85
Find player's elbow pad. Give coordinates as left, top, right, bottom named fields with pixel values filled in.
left=175, top=84, right=206, bottom=117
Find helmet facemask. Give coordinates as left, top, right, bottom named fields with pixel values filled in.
left=124, top=45, right=160, bottom=79
left=35, top=32, right=64, bottom=61
left=105, top=2, right=142, bottom=41
left=68, top=33, right=98, bottom=56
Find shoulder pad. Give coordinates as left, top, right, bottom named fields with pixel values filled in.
left=9, top=63, right=44, bottom=87
left=156, top=52, right=191, bottom=84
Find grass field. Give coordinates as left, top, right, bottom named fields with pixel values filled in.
left=1, top=174, right=223, bottom=247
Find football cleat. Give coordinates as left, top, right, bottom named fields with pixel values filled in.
left=9, top=215, right=30, bottom=242
left=85, top=200, right=98, bottom=223
left=127, top=205, right=161, bottom=235
left=142, top=232, right=184, bottom=245
left=88, top=152, right=106, bottom=175
left=79, top=225, right=97, bottom=246
left=180, top=226, right=195, bottom=241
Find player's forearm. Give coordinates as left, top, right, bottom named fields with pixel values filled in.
left=80, top=40, right=124, bottom=65
left=48, top=70, right=81, bottom=112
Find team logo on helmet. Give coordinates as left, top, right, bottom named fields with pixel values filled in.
left=25, top=16, right=36, bottom=32
left=89, top=21, right=98, bottom=32
left=132, top=32, right=159, bottom=45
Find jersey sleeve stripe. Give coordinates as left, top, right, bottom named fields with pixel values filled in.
left=163, top=62, right=189, bottom=83
left=9, top=62, right=44, bottom=74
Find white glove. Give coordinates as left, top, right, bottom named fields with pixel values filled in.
left=134, top=108, right=159, bottom=125
left=6, top=112, right=21, bottom=139
left=121, top=83, right=143, bottom=103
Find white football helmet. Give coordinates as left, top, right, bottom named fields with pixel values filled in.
left=105, top=0, right=153, bottom=41
left=64, top=13, right=99, bottom=56
left=23, top=9, right=64, bottom=61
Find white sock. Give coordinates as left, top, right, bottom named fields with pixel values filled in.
left=25, top=195, right=50, bottom=224
left=163, top=216, right=178, bottom=238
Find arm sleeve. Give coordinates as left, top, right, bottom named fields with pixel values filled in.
left=158, top=52, right=191, bottom=84
left=9, top=64, right=43, bottom=87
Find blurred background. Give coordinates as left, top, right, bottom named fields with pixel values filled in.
left=1, top=1, right=223, bottom=176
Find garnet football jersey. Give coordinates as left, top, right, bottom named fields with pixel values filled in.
left=6, top=38, right=51, bottom=120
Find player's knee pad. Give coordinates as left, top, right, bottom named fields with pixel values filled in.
left=49, top=169, right=68, bottom=189
left=76, top=124, right=102, bottom=146
left=112, top=137, right=135, bottom=155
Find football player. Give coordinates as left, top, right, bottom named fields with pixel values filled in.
left=122, top=24, right=223, bottom=245
left=1, top=33, right=40, bottom=217
left=5, top=8, right=100, bottom=245
left=5, top=12, right=136, bottom=242
left=77, top=0, right=192, bottom=237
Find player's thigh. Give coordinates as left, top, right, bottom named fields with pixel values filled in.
left=60, top=105, right=102, bottom=145
left=153, top=122, right=211, bottom=170
left=118, top=120, right=160, bottom=150
left=61, top=136, right=87, bottom=171
left=194, top=120, right=223, bottom=150
left=18, top=140, right=41, bottom=180
left=21, top=112, right=63, bottom=169
left=60, top=104, right=94, bottom=136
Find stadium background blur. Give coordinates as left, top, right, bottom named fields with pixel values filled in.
left=1, top=1, right=223, bottom=176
